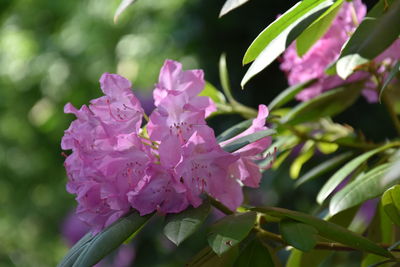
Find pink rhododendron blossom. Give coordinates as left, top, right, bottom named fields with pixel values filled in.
left=62, top=59, right=271, bottom=232
left=280, top=0, right=400, bottom=102
left=175, top=131, right=242, bottom=210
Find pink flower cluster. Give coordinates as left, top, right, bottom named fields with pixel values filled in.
left=281, top=0, right=400, bottom=102
left=62, top=60, right=271, bottom=233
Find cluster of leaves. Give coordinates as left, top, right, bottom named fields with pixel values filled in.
left=57, top=0, right=400, bottom=266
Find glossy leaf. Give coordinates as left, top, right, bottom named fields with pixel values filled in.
left=268, top=79, right=316, bottom=111
left=242, top=0, right=333, bottom=64
left=233, top=238, right=274, bottom=267
left=57, top=233, right=94, bottom=267
left=280, top=219, right=318, bottom=252
left=217, top=119, right=252, bottom=143
left=280, top=85, right=362, bottom=125
left=317, top=144, right=393, bottom=204
left=296, top=0, right=344, bottom=56
left=381, top=185, right=400, bottom=227
left=71, top=212, right=152, bottom=267
left=207, top=212, right=256, bottom=255
left=380, top=60, right=400, bottom=101
left=219, top=53, right=235, bottom=103
left=114, top=0, right=136, bottom=23
left=219, top=0, right=251, bottom=18
left=329, top=163, right=392, bottom=215
left=290, top=142, right=315, bottom=179
left=221, top=129, right=276, bottom=153
left=295, top=152, right=353, bottom=187
left=241, top=0, right=333, bottom=87
left=253, top=206, right=393, bottom=258
left=164, top=201, right=211, bottom=246
left=200, top=82, right=227, bottom=104
left=336, top=0, right=400, bottom=79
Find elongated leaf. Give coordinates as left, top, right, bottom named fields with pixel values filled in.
left=295, top=152, right=353, bottom=187
left=317, top=144, right=393, bottom=204
left=114, top=0, right=136, bottom=23
left=187, top=245, right=239, bottom=267
left=221, top=129, right=276, bottom=153
left=233, top=238, right=274, bottom=267
left=280, top=219, right=318, bottom=252
left=217, top=119, right=252, bottom=143
left=268, top=79, right=316, bottom=111
left=380, top=60, right=400, bottom=101
left=243, top=0, right=334, bottom=64
left=381, top=185, right=400, bottom=226
left=72, top=212, right=152, bottom=267
left=57, top=233, right=94, bottom=267
left=290, top=142, right=315, bottom=179
left=253, top=206, right=393, bottom=258
left=281, top=84, right=362, bottom=125
left=241, top=0, right=333, bottom=87
left=336, top=0, right=400, bottom=79
left=329, top=163, right=392, bottom=215
left=164, top=201, right=210, bottom=246
left=200, top=82, right=227, bottom=104
left=219, top=0, right=251, bottom=18
left=219, top=53, right=235, bottom=103
left=296, top=0, right=344, bottom=56
left=207, top=212, right=256, bottom=255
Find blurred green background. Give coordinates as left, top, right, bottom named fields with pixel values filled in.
left=0, top=0, right=390, bottom=266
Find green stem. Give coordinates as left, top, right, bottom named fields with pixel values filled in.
left=255, top=227, right=400, bottom=253
left=208, top=195, right=234, bottom=215
left=286, top=125, right=380, bottom=150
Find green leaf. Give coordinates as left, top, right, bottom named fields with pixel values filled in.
left=219, top=53, right=235, bottom=103
left=187, top=246, right=239, bottom=267
left=280, top=84, right=362, bottom=125
left=380, top=60, right=400, bottom=101
left=241, top=0, right=333, bottom=87
left=242, top=0, right=334, bottom=64
left=207, top=212, right=257, bottom=255
left=219, top=0, right=251, bottom=18
left=362, top=254, right=388, bottom=267
left=336, top=0, right=400, bottom=79
left=317, top=144, right=393, bottom=204
left=71, top=212, right=152, bottom=267
left=295, top=152, right=353, bottom=187
left=199, top=82, right=227, bottom=104
left=114, top=0, right=136, bottom=23
left=233, top=238, right=274, bottom=267
left=216, top=119, right=252, bottom=143
left=329, top=163, right=393, bottom=215
left=253, top=206, right=393, bottom=258
left=221, top=129, right=276, bottom=153
left=381, top=185, right=400, bottom=227
left=57, top=233, right=94, bottom=267
left=268, top=79, right=316, bottom=111
left=290, top=142, right=315, bottom=179
left=163, top=201, right=211, bottom=246
left=280, top=219, right=318, bottom=252
left=296, top=0, right=344, bottom=56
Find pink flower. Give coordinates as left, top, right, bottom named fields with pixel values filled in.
left=175, top=131, right=242, bottom=210
left=220, top=105, right=272, bottom=187
left=153, top=60, right=216, bottom=117
left=281, top=0, right=400, bottom=102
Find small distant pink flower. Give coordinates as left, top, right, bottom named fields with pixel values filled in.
left=281, top=0, right=400, bottom=102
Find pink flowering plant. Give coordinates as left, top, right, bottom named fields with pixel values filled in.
left=58, top=0, right=400, bottom=266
